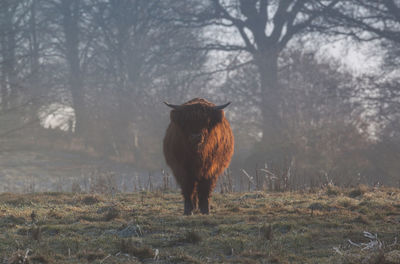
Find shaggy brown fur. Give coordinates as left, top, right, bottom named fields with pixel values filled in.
left=163, top=98, right=234, bottom=215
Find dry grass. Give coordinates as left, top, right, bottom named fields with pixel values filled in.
left=0, top=188, right=399, bottom=263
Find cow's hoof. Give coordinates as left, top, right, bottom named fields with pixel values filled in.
left=200, top=207, right=209, bottom=215
left=183, top=210, right=193, bottom=216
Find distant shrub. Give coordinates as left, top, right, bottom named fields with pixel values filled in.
left=89, top=171, right=118, bottom=195
left=71, top=182, right=81, bottom=193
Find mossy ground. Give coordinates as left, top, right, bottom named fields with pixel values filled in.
left=0, top=187, right=399, bottom=263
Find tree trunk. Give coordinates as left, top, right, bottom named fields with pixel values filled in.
left=255, top=49, right=281, bottom=142
left=6, top=10, right=17, bottom=107
left=28, top=0, right=41, bottom=122
left=255, top=47, right=290, bottom=173
left=61, top=0, right=86, bottom=136
left=30, top=0, right=39, bottom=91
left=1, top=1, right=18, bottom=108
left=0, top=33, right=7, bottom=110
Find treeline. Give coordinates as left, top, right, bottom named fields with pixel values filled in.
left=0, top=0, right=399, bottom=189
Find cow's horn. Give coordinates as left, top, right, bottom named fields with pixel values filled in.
left=213, top=102, right=231, bottom=110
left=164, top=101, right=182, bottom=110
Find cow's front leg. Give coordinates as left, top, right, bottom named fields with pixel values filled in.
left=199, top=196, right=209, bottom=215
left=184, top=197, right=194, bottom=215
left=198, top=179, right=213, bottom=214
left=183, top=180, right=197, bottom=215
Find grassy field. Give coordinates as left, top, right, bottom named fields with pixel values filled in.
left=0, top=186, right=399, bottom=264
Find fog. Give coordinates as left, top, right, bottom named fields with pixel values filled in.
left=1, top=0, right=399, bottom=193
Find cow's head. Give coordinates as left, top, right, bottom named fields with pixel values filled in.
left=164, top=99, right=230, bottom=135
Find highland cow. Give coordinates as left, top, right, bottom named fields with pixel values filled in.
left=163, top=98, right=234, bottom=215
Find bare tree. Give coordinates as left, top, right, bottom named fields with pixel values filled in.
left=326, top=1, right=400, bottom=42
left=0, top=0, right=20, bottom=109
left=331, top=1, right=400, bottom=133
left=68, top=0, right=208, bottom=163
left=173, top=0, right=343, bottom=174
left=224, top=47, right=374, bottom=188
left=59, top=0, right=87, bottom=136
left=0, top=0, right=46, bottom=137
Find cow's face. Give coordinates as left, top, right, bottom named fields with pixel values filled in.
left=165, top=99, right=230, bottom=141
left=170, top=103, right=223, bottom=134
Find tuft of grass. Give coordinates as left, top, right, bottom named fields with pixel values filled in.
left=30, top=254, right=50, bottom=264
left=168, top=251, right=202, bottom=264
left=351, top=215, right=370, bottom=225
left=272, top=222, right=293, bottom=234
left=348, top=184, right=369, bottom=198
left=326, top=184, right=341, bottom=196
left=229, top=205, right=241, bottom=212
left=81, top=195, right=100, bottom=205
left=3, top=196, right=31, bottom=206
left=260, top=224, right=273, bottom=240
left=78, top=250, right=106, bottom=262
left=47, top=209, right=62, bottom=219
left=7, top=250, right=28, bottom=264
left=336, top=197, right=358, bottom=208
left=173, top=230, right=203, bottom=245
left=183, top=230, right=202, bottom=244
left=119, top=239, right=154, bottom=260
left=102, top=207, right=120, bottom=221
left=30, top=226, right=41, bottom=241
left=342, top=251, right=384, bottom=264
left=385, top=250, right=400, bottom=263
left=240, top=251, right=278, bottom=263
left=248, top=216, right=260, bottom=222
left=0, top=215, right=25, bottom=226
left=308, top=202, right=325, bottom=216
